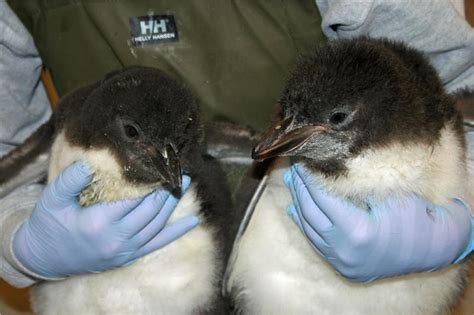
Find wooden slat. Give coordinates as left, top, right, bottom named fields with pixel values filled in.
left=40, top=68, right=59, bottom=110
left=466, top=0, right=474, bottom=26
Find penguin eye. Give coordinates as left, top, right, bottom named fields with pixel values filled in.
left=125, top=125, right=139, bottom=138
left=329, top=112, right=348, bottom=125
left=122, top=122, right=141, bottom=140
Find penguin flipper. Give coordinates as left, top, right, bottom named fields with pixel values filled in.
left=0, top=118, right=55, bottom=185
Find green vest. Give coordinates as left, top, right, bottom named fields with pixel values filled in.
left=10, top=0, right=324, bottom=131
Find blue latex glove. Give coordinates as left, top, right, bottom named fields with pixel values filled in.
left=284, top=164, right=473, bottom=282
left=13, top=161, right=199, bottom=278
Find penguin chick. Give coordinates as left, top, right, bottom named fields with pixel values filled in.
left=229, top=37, right=469, bottom=314
left=1, top=67, right=234, bottom=314
left=50, top=66, right=202, bottom=204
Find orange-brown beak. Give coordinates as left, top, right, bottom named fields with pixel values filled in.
left=151, top=143, right=182, bottom=191
left=252, top=117, right=327, bottom=161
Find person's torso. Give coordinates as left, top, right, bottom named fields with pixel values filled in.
left=9, top=0, right=325, bottom=130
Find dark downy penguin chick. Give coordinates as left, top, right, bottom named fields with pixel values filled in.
left=228, top=38, right=469, bottom=314
left=0, top=67, right=234, bottom=314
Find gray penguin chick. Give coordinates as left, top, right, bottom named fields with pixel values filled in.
left=1, top=67, right=235, bottom=314
left=228, top=37, right=470, bottom=315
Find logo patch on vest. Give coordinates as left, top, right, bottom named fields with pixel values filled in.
left=130, top=15, right=178, bottom=46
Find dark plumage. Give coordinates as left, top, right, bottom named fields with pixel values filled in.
left=58, top=66, right=203, bottom=188
left=254, top=37, right=464, bottom=175
left=1, top=67, right=235, bottom=314
left=1, top=67, right=202, bottom=189
left=230, top=37, right=469, bottom=314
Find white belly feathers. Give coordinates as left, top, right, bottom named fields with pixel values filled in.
left=228, top=124, right=467, bottom=315
left=32, top=131, right=218, bottom=315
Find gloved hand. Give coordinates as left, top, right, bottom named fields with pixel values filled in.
left=284, top=164, right=473, bottom=282
left=13, top=160, right=199, bottom=278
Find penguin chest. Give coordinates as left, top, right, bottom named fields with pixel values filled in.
left=228, top=158, right=465, bottom=315
left=47, top=132, right=161, bottom=204
left=31, top=132, right=219, bottom=314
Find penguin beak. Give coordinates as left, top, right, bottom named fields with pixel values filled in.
left=252, top=117, right=327, bottom=161
left=155, top=143, right=182, bottom=191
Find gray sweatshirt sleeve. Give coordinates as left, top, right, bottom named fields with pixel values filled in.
left=0, top=2, right=52, bottom=287
left=315, top=0, right=474, bottom=92
left=0, top=182, right=49, bottom=287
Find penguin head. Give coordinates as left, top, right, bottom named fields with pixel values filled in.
left=253, top=37, right=453, bottom=175
left=59, top=66, right=202, bottom=191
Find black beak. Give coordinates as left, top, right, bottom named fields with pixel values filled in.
left=155, top=143, right=182, bottom=191
left=252, top=117, right=327, bottom=161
